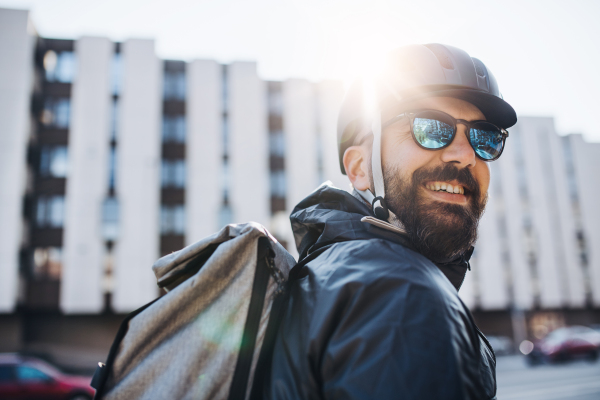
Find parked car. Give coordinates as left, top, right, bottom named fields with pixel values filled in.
left=0, top=353, right=95, bottom=400
left=485, top=335, right=513, bottom=356
left=527, top=325, right=600, bottom=365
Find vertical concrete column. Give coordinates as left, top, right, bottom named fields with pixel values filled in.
left=0, top=9, right=35, bottom=312
left=282, top=79, right=319, bottom=257
left=186, top=60, right=222, bottom=243
left=459, top=268, right=476, bottom=309
left=570, top=135, right=600, bottom=306
left=497, top=126, right=534, bottom=310
left=548, top=128, right=586, bottom=307
left=283, top=79, right=319, bottom=214
left=520, top=118, right=564, bottom=308
left=113, top=39, right=162, bottom=312
left=473, top=184, right=510, bottom=310
left=316, top=80, right=347, bottom=190
left=228, top=62, right=270, bottom=226
left=61, top=37, right=112, bottom=313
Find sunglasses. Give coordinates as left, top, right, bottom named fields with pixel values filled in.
left=381, top=110, right=509, bottom=161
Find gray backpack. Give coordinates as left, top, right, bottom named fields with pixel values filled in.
left=91, top=222, right=296, bottom=400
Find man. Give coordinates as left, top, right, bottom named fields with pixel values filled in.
left=264, top=44, right=516, bottom=399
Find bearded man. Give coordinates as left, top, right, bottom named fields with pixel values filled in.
left=262, top=44, right=516, bottom=400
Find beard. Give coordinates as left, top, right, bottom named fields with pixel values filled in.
left=382, top=163, right=487, bottom=263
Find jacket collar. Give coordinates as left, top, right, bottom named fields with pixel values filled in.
left=290, top=183, right=472, bottom=291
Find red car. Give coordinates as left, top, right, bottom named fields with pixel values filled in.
left=0, top=354, right=95, bottom=400
left=527, top=325, right=600, bottom=365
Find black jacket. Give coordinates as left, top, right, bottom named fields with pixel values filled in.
left=264, top=184, right=496, bottom=400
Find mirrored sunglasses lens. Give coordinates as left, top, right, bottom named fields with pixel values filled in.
left=469, top=123, right=504, bottom=160
left=413, top=118, right=454, bottom=149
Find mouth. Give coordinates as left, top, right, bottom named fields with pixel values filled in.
left=423, top=180, right=470, bottom=204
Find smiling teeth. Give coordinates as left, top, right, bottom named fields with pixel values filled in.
left=426, top=182, right=465, bottom=195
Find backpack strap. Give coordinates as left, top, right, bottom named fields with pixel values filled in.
left=248, top=243, right=334, bottom=399
left=248, top=278, right=289, bottom=400
left=228, top=237, right=274, bottom=400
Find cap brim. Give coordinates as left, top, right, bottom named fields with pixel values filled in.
left=396, top=89, right=517, bottom=129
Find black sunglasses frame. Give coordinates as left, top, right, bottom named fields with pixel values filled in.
left=381, top=110, right=509, bottom=162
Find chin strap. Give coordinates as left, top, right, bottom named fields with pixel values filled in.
left=356, top=111, right=390, bottom=221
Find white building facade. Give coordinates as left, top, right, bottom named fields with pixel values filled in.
left=0, top=8, right=349, bottom=317
left=0, top=8, right=35, bottom=313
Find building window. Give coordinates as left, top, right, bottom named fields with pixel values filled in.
left=39, top=146, right=68, bottom=177
left=102, top=197, right=119, bottom=241
left=315, top=133, right=324, bottom=185
left=108, top=147, right=117, bottom=191
left=269, top=130, right=285, bottom=158
left=221, top=160, right=231, bottom=200
left=161, top=159, right=186, bottom=188
left=111, top=52, right=122, bottom=96
left=220, top=64, right=231, bottom=225
left=163, top=71, right=185, bottom=100
left=222, top=65, right=228, bottom=113
left=561, top=136, right=580, bottom=204
left=41, top=98, right=70, bottom=128
left=162, top=115, right=186, bottom=143
left=268, top=86, right=283, bottom=116
left=43, top=50, right=76, bottom=83
left=32, top=247, right=62, bottom=279
left=160, top=205, right=185, bottom=234
left=222, top=116, right=230, bottom=152
left=36, top=196, right=65, bottom=228
left=110, top=98, right=119, bottom=140
left=270, top=170, right=287, bottom=198
left=219, top=205, right=232, bottom=227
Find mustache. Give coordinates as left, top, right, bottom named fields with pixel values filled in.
left=411, top=164, right=480, bottom=196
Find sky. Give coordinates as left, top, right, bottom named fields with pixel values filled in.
left=3, top=0, right=600, bottom=141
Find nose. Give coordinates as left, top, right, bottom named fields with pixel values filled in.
left=440, top=125, right=477, bottom=167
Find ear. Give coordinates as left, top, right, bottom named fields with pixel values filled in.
left=343, top=145, right=370, bottom=191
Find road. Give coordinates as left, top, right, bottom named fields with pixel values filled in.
left=496, top=355, right=600, bottom=400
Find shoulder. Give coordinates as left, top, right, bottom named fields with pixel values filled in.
left=303, top=239, right=447, bottom=298
left=292, top=241, right=463, bottom=371
left=274, top=240, right=472, bottom=396
left=288, top=240, right=460, bottom=335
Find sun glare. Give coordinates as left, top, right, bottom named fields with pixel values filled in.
left=322, top=16, right=398, bottom=89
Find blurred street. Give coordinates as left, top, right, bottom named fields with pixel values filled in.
left=496, top=355, right=600, bottom=400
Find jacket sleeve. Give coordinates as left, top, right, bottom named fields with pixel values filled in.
left=309, top=263, right=465, bottom=400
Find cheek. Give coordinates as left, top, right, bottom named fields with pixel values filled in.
left=474, top=161, right=490, bottom=195
left=381, top=132, right=435, bottom=177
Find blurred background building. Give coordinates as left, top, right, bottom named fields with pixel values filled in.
left=1, top=8, right=599, bottom=370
